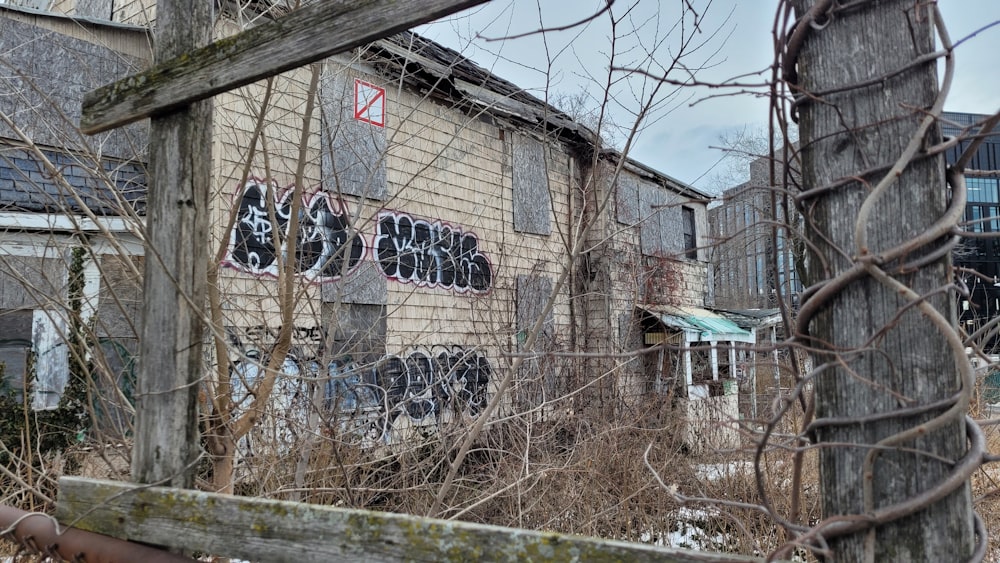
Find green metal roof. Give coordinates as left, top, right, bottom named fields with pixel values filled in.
left=645, top=305, right=752, bottom=339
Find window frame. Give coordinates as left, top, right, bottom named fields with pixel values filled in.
left=682, top=206, right=697, bottom=260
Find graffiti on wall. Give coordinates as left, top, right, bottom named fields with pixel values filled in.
left=224, top=182, right=494, bottom=294
left=228, top=333, right=491, bottom=447
left=341, top=346, right=491, bottom=436
left=225, top=180, right=366, bottom=282
left=374, top=212, right=492, bottom=293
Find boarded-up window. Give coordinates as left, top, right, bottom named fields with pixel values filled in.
left=322, top=303, right=387, bottom=363
left=320, top=70, right=388, bottom=200
left=515, top=274, right=555, bottom=411
left=95, top=255, right=144, bottom=340
left=516, top=274, right=554, bottom=342
left=637, top=181, right=683, bottom=257
left=0, top=309, right=32, bottom=400
left=0, top=16, right=147, bottom=160
left=75, top=0, right=113, bottom=19
left=512, top=135, right=552, bottom=235
left=321, top=260, right=387, bottom=306
left=616, top=174, right=640, bottom=225
left=0, top=254, right=68, bottom=309
left=683, top=206, right=697, bottom=259
left=618, top=172, right=690, bottom=257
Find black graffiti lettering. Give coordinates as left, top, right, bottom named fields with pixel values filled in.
left=375, top=214, right=399, bottom=278
left=318, top=209, right=366, bottom=278
left=295, top=205, right=326, bottom=273
left=318, top=347, right=492, bottom=443
left=229, top=334, right=492, bottom=446
left=395, top=216, right=416, bottom=280
left=403, top=352, right=435, bottom=419
left=230, top=183, right=281, bottom=270
left=374, top=212, right=493, bottom=293
left=381, top=356, right=408, bottom=411
left=412, top=220, right=432, bottom=283
left=225, top=181, right=364, bottom=282
left=325, top=359, right=380, bottom=413
left=436, top=226, right=457, bottom=287
left=464, top=354, right=491, bottom=414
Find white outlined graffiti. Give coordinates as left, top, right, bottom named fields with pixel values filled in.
left=223, top=180, right=366, bottom=282
left=228, top=334, right=492, bottom=448
left=373, top=211, right=493, bottom=293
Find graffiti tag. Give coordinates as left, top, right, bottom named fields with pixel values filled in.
left=230, top=344, right=491, bottom=447
left=225, top=181, right=366, bottom=282
left=374, top=212, right=492, bottom=292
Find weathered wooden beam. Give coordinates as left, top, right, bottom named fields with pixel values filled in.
left=131, top=0, right=212, bottom=488
left=57, top=477, right=763, bottom=563
left=79, top=0, right=487, bottom=134
left=1, top=503, right=194, bottom=562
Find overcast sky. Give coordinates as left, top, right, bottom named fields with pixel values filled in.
left=418, top=1, right=1000, bottom=194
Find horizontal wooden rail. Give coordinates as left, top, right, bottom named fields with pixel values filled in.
left=1, top=503, right=193, bottom=562
left=79, top=0, right=487, bottom=134
left=57, top=477, right=763, bottom=562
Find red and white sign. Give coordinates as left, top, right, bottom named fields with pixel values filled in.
left=354, top=79, right=385, bottom=127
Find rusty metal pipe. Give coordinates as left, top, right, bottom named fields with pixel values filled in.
left=0, top=504, right=195, bottom=563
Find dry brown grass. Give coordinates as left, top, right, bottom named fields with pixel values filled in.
left=17, top=391, right=1000, bottom=560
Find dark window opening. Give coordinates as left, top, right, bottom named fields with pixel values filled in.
left=682, top=206, right=697, bottom=259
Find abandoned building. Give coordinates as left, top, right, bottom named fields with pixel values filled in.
left=0, top=1, right=767, bottom=451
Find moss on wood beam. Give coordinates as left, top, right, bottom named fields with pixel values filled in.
left=57, top=477, right=764, bottom=562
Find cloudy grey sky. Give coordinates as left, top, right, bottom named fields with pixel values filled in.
left=418, top=1, right=1000, bottom=194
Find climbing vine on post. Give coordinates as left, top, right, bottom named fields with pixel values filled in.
left=785, top=0, right=980, bottom=559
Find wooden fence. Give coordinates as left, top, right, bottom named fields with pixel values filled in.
left=56, top=476, right=765, bottom=562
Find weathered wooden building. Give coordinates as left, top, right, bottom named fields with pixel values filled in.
left=0, top=1, right=744, bottom=449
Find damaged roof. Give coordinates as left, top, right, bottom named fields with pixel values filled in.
left=1, top=2, right=709, bottom=201
left=363, top=31, right=711, bottom=201
left=639, top=305, right=754, bottom=341
left=364, top=32, right=594, bottom=142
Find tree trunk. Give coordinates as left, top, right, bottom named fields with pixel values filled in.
left=211, top=434, right=236, bottom=495
left=132, top=0, right=213, bottom=488
left=792, top=0, right=974, bottom=560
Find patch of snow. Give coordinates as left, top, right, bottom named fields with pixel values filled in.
left=693, top=461, right=754, bottom=481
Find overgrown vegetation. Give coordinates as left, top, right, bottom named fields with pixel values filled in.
left=0, top=248, right=93, bottom=510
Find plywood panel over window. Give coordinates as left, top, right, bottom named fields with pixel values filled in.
left=0, top=309, right=32, bottom=398
left=321, top=260, right=387, bottom=305
left=323, top=302, right=387, bottom=363
left=0, top=14, right=147, bottom=159
left=512, top=134, right=552, bottom=235
left=0, top=255, right=67, bottom=309
left=516, top=274, right=554, bottom=340
left=95, top=254, right=144, bottom=339
left=616, top=174, right=640, bottom=225
left=320, top=69, right=388, bottom=201
left=637, top=180, right=683, bottom=258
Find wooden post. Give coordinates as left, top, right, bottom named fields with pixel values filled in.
left=792, top=0, right=974, bottom=559
left=132, top=0, right=212, bottom=488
